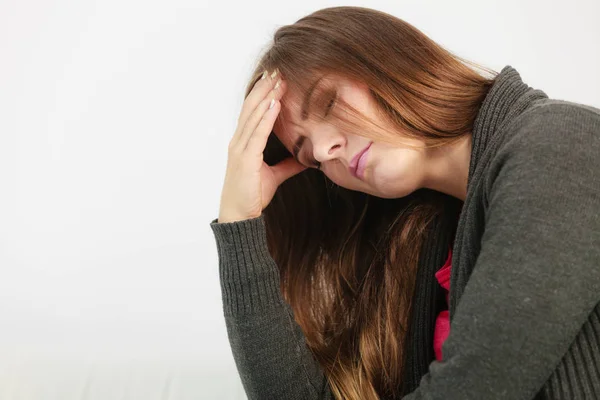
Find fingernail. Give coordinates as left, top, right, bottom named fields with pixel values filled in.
left=269, top=98, right=275, bottom=109
left=261, top=70, right=267, bottom=80
left=274, top=79, right=281, bottom=90
left=270, top=69, right=278, bottom=79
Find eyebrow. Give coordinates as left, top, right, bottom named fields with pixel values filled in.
left=292, top=76, right=324, bottom=162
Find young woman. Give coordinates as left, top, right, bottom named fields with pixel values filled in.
left=210, top=6, right=600, bottom=400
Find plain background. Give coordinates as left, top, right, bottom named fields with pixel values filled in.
left=1, top=0, right=599, bottom=399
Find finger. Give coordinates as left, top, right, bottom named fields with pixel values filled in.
left=231, top=69, right=281, bottom=145
left=270, top=156, right=307, bottom=186
left=244, top=96, right=281, bottom=152
left=242, top=80, right=286, bottom=151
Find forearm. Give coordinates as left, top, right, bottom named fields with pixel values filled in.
left=210, top=215, right=334, bottom=400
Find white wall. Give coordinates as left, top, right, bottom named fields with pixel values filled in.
left=0, top=0, right=598, bottom=398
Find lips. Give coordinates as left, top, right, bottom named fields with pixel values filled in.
left=349, top=142, right=373, bottom=178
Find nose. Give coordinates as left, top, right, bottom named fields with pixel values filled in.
left=312, top=130, right=345, bottom=163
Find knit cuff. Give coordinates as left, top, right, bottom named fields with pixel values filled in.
left=210, top=215, right=283, bottom=316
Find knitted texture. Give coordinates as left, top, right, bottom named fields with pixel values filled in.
left=210, top=65, right=600, bottom=399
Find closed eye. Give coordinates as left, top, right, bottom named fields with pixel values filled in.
left=325, top=93, right=337, bottom=116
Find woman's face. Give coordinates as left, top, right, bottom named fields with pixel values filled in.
left=273, top=74, right=428, bottom=199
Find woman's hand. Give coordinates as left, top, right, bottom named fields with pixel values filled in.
left=218, top=69, right=307, bottom=223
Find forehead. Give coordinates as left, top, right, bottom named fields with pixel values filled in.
left=273, top=89, right=303, bottom=152
left=273, top=73, right=369, bottom=153
left=273, top=73, right=349, bottom=151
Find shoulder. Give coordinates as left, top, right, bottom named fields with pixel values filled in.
left=502, top=98, right=600, bottom=154
left=492, top=98, right=600, bottom=175
left=483, top=99, right=600, bottom=209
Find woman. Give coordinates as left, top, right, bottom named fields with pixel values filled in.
left=210, top=6, right=600, bottom=400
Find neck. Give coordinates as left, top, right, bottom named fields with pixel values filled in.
left=421, top=133, right=472, bottom=201
left=420, top=65, right=549, bottom=202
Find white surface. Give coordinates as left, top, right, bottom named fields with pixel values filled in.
left=0, top=0, right=598, bottom=399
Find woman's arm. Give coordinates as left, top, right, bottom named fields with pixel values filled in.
left=210, top=216, right=334, bottom=400
left=402, top=107, right=600, bottom=399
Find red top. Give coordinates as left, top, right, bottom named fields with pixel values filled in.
left=433, top=247, right=452, bottom=361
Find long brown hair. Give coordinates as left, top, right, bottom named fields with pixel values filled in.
left=241, top=6, right=496, bottom=399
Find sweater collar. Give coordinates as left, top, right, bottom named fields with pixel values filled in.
left=449, top=65, right=549, bottom=318
left=402, top=66, right=549, bottom=394
left=402, top=65, right=550, bottom=395
left=467, top=65, right=549, bottom=189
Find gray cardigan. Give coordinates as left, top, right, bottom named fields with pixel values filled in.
left=210, top=65, right=600, bottom=399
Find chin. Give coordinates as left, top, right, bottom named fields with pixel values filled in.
left=373, top=190, right=405, bottom=199
left=369, top=182, right=418, bottom=199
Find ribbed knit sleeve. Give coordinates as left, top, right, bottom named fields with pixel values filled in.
left=210, top=215, right=334, bottom=400
left=210, top=215, right=283, bottom=315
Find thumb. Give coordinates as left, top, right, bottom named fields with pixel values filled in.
left=271, top=157, right=307, bottom=186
